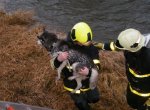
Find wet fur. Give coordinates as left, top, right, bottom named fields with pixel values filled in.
left=37, top=31, right=98, bottom=92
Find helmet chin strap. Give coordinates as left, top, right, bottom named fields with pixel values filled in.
left=74, top=41, right=91, bottom=46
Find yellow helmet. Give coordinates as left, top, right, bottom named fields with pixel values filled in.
left=116, top=28, right=145, bottom=52
left=70, top=22, right=93, bottom=44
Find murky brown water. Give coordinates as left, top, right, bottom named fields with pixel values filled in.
left=0, top=0, right=150, bottom=41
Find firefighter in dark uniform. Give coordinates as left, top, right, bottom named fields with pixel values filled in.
left=94, top=28, right=150, bottom=110
left=51, top=22, right=100, bottom=110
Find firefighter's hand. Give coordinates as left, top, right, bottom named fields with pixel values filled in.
left=92, top=42, right=104, bottom=49
left=57, top=51, right=69, bottom=62
left=79, top=67, right=89, bottom=76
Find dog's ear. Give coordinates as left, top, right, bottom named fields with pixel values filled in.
left=42, top=28, right=49, bottom=34
left=42, top=26, right=47, bottom=32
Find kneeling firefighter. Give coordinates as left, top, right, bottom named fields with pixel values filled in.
left=51, top=22, right=100, bottom=110
left=94, top=28, right=150, bottom=110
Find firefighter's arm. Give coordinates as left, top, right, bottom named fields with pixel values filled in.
left=93, top=41, right=120, bottom=51
left=92, top=41, right=104, bottom=50
left=50, top=56, right=62, bottom=69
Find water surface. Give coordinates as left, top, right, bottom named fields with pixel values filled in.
left=1, top=0, right=150, bottom=41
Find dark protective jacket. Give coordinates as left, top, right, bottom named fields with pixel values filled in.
left=97, top=34, right=150, bottom=97
left=51, top=35, right=100, bottom=90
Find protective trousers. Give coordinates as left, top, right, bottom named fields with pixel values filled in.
left=70, top=87, right=100, bottom=110
left=126, top=85, right=150, bottom=110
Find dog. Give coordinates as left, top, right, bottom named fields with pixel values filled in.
left=37, top=30, right=99, bottom=92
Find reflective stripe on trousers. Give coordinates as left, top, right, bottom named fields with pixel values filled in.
left=129, top=84, right=150, bottom=97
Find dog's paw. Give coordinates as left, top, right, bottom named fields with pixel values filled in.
left=55, top=77, right=61, bottom=85
left=55, top=76, right=60, bottom=81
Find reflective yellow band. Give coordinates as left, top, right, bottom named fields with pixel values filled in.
left=93, top=59, right=100, bottom=64
left=66, top=66, right=72, bottom=69
left=110, top=42, right=116, bottom=51
left=64, top=86, right=90, bottom=94
left=129, top=68, right=150, bottom=78
left=129, top=85, right=150, bottom=97
left=93, top=42, right=104, bottom=50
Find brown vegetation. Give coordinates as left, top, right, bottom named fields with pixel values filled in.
left=0, top=10, right=133, bottom=110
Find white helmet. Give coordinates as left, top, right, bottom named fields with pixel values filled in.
left=115, top=28, right=145, bottom=52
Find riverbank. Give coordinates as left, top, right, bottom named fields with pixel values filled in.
left=0, top=10, right=133, bottom=110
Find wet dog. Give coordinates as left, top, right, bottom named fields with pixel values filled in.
left=37, top=31, right=98, bottom=92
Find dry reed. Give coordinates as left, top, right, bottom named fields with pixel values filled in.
left=0, top=10, right=133, bottom=110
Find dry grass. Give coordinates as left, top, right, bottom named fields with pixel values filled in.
left=0, top=10, right=133, bottom=110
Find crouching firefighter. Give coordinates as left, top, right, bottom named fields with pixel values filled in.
left=50, top=22, right=100, bottom=110
left=94, top=28, right=150, bottom=110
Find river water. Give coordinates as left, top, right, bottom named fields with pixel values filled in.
left=0, top=0, right=150, bottom=41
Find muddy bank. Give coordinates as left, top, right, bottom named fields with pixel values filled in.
left=0, top=11, right=133, bottom=110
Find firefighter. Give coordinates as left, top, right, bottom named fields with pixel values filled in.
left=94, top=28, right=150, bottom=110
left=51, top=22, right=100, bottom=110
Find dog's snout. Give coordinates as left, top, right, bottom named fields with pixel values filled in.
left=37, top=40, right=42, bottom=45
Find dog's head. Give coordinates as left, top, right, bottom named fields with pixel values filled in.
left=37, top=31, right=58, bottom=52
